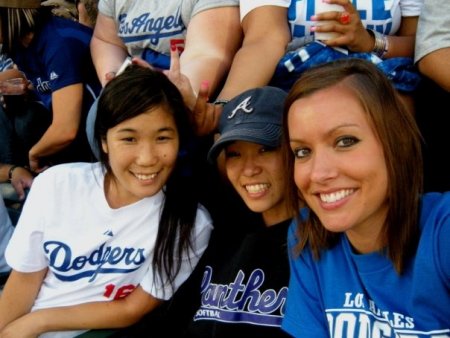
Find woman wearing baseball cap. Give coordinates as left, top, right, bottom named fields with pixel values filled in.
left=122, top=86, right=296, bottom=337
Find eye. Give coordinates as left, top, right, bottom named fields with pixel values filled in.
left=259, top=145, right=277, bottom=154
left=156, top=134, right=173, bottom=142
left=336, top=136, right=359, bottom=148
left=121, top=137, right=136, bottom=143
left=293, top=147, right=310, bottom=159
left=224, top=150, right=240, bottom=158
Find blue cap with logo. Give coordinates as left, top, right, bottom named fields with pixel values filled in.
left=207, top=86, right=287, bottom=163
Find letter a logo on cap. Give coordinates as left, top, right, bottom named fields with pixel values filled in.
left=227, top=96, right=254, bottom=119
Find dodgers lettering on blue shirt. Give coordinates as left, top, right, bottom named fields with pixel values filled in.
left=118, top=8, right=185, bottom=46
left=194, top=266, right=288, bottom=327
left=325, top=291, right=450, bottom=337
left=44, top=241, right=146, bottom=282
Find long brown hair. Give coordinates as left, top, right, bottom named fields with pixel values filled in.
left=283, top=59, right=423, bottom=274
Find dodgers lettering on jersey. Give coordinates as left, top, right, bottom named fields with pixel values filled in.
left=326, top=292, right=450, bottom=338
left=117, top=8, right=185, bottom=46
left=194, top=266, right=288, bottom=327
left=44, top=241, right=146, bottom=282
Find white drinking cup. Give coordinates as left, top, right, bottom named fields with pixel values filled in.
left=314, top=0, right=345, bottom=41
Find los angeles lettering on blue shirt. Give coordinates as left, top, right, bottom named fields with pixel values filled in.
left=194, top=266, right=288, bottom=327
left=326, top=292, right=448, bottom=337
left=118, top=9, right=185, bottom=45
left=35, top=77, right=52, bottom=94
left=44, top=241, right=146, bottom=282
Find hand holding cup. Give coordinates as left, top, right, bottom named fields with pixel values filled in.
left=0, top=77, right=29, bottom=95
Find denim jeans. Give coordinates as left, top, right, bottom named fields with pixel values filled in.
left=0, top=98, right=51, bottom=165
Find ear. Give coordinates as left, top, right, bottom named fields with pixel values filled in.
left=101, top=137, right=108, bottom=154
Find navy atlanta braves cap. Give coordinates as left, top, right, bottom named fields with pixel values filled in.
left=207, top=86, right=287, bottom=163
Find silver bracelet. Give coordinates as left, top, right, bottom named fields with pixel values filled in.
left=213, top=99, right=229, bottom=106
left=368, top=29, right=389, bottom=59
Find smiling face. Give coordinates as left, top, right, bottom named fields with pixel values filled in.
left=288, top=83, right=389, bottom=252
left=224, top=141, right=289, bottom=226
left=102, top=107, right=179, bottom=208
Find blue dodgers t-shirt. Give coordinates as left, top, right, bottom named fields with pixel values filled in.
left=282, top=192, right=450, bottom=338
left=14, top=16, right=101, bottom=111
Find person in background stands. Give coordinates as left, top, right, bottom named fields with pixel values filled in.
left=413, top=0, right=450, bottom=192
left=0, top=0, right=101, bottom=172
left=90, top=0, right=241, bottom=95
left=41, top=0, right=99, bottom=28
left=281, top=58, right=450, bottom=337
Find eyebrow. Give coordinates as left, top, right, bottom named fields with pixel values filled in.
left=290, top=123, right=360, bottom=143
left=116, top=126, right=177, bottom=133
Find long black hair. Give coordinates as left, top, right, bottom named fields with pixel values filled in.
left=94, top=65, right=200, bottom=292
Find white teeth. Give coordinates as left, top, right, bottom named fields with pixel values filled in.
left=135, top=173, right=157, bottom=181
left=245, top=183, right=269, bottom=194
left=320, top=189, right=354, bottom=203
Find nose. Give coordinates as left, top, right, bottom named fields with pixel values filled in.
left=308, top=151, right=337, bottom=183
left=241, top=154, right=262, bottom=177
left=136, top=142, right=158, bottom=166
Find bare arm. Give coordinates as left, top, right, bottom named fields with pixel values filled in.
left=172, top=6, right=289, bottom=136
left=0, top=286, right=162, bottom=337
left=28, top=84, right=83, bottom=172
left=218, top=6, right=290, bottom=100
left=90, top=12, right=129, bottom=86
left=386, top=16, right=418, bottom=58
left=180, top=6, right=242, bottom=96
left=418, top=48, right=450, bottom=92
left=0, top=269, right=47, bottom=330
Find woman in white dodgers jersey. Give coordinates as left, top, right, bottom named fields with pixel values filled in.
left=0, top=66, right=213, bottom=337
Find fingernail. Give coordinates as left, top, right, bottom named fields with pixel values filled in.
left=170, top=44, right=177, bottom=51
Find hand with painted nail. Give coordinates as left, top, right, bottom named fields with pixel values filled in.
left=191, top=81, right=222, bottom=137
left=163, top=51, right=219, bottom=137
left=312, top=0, right=374, bottom=53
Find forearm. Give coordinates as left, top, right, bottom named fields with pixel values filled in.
left=91, top=36, right=128, bottom=87
left=382, top=16, right=418, bottom=58
left=0, top=270, right=46, bottom=330
left=382, top=35, right=415, bottom=58
left=418, top=49, right=450, bottom=92
left=29, top=84, right=84, bottom=165
left=181, top=6, right=242, bottom=95
left=218, top=41, right=286, bottom=100
left=29, top=123, right=77, bottom=160
left=13, top=288, right=163, bottom=334
left=0, top=163, right=11, bottom=183
left=181, top=51, right=235, bottom=96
